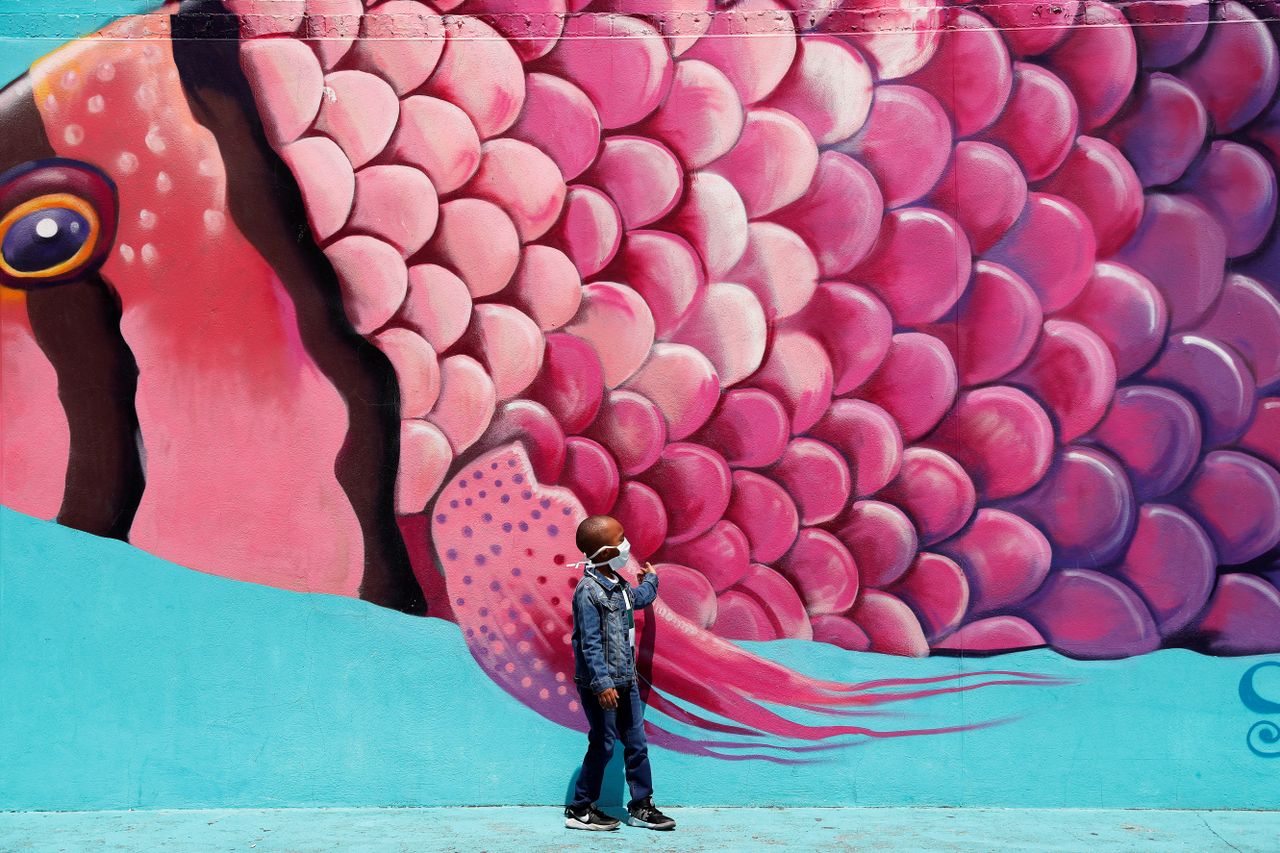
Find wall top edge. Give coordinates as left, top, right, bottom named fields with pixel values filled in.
left=0, top=1, right=1274, bottom=40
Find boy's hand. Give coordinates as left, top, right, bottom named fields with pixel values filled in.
left=636, top=562, right=656, bottom=584
left=597, top=687, right=619, bottom=710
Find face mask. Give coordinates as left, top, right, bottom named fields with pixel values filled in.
left=580, top=537, right=630, bottom=572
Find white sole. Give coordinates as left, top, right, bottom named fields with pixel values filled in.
left=626, top=816, right=675, bottom=831
left=564, top=818, right=620, bottom=831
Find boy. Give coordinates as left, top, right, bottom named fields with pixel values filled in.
left=563, top=515, right=676, bottom=832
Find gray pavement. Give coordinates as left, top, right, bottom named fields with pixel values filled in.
left=2, top=807, right=1278, bottom=852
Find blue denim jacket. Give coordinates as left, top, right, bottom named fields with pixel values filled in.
left=571, top=566, right=659, bottom=694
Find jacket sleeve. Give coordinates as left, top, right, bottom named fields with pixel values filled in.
left=573, top=584, right=614, bottom=694
left=630, top=571, right=659, bottom=609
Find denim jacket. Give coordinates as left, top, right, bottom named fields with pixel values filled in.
left=571, top=566, right=659, bottom=694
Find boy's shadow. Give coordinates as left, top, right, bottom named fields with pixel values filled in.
left=564, top=749, right=627, bottom=813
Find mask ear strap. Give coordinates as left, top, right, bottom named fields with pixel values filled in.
left=573, top=542, right=622, bottom=571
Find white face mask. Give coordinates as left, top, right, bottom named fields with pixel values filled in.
left=584, top=537, right=630, bottom=572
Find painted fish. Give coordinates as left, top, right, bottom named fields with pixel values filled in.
left=1, top=0, right=1278, bottom=755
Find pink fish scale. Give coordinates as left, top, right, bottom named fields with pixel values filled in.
left=232, top=0, right=1280, bottom=737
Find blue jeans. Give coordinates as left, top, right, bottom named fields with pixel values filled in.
left=569, top=681, right=653, bottom=808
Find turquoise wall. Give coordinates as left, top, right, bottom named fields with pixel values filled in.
left=3, top=508, right=1278, bottom=810
left=0, top=1, right=157, bottom=78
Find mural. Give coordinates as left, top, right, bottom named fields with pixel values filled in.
left=2, top=0, right=1279, bottom=757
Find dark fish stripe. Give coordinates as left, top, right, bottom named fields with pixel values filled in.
left=1, top=74, right=146, bottom=540
left=26, top=274, right=145, bottom=539
left=172, top=1, right=427, bottom=614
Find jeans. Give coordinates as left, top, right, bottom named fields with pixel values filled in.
left=569, top=681, right=653, bottom=808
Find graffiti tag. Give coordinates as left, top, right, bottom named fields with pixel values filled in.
left=1239, top=661, right=1280, bottom=758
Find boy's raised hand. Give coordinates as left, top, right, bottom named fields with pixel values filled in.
left=636, top=562, right=656, bottom=585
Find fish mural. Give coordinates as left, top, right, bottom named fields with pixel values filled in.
left=2, top=0, right=1279, bottom=758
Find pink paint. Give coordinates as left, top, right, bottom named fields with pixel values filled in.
left=671, top=282, right=767, bottom=387
left=808, top=399, right=902, bottom=498
left=923, top=386, right=1053, bottom=501
left=922, top=261, right=1040, bottom=386
left=838, top=85, right=950, bottom=209
left=541, top=14, right=673, bottom=130
left=464, top=139, right=566, bottom=243
left=1006, top=319, right=1116, bottom=443
left=349, top=165, right=438, bottom=258
left=423, top=16, right=525, bottom=138
left=693, top=390, right=789, bottom=470
left=0, top=296, right=69, bottom=519
left=1042, top=1, right=1136, bottom=131
left=640, top=60, right=744, bottom=170
left=928, top=142, right=1026, bottom=254
left=623, top=343, right=719, bottom=440
left=937, top=509, right=1051, bottom=617
left=1036, top=137, right=1142, bottom=258
left=903, top=9, right=1010, bottom=136
left=889, top=552, right=969, bottom=642
left=1055, top=262, right=1166, bottom=380
left=382, top=96, right=481, bottom=194
left=507, top=73, right=600, bottom=182
left=1022, top=569, right=1160, bottom=659
left=768, top=438, right=851, bottom=526
left=707, top=108, right=818, bottom=218
left=32, top=26, right=365, bottom=595
left=777, top=528, right=859, bottom=616
left=428, top=198, right=520, bottom=299
left=616, top=230, right=705, bottom=339
left=312, top=70, right=399, bottom=168
left=455, top=304, right=545, bottom=401
left=749, top=330, right=832, bottom=435
left=659, top=520, right=751, bottom=593
left=836, top=500, right=917, bottom=589
left=725, top=471, right=801, bottom=564
left=772, top=153, right=883, bottom=278
left=877, top=448, right=976, bottom=546
left=525, top=334, right=604, bottom=434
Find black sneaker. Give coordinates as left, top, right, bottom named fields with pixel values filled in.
left=564, top=804, right=620, bottom=831
left=626, top=797, right=676, bottom=830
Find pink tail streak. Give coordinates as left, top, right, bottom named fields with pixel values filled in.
left=429, top=443, right=1059, bottom=754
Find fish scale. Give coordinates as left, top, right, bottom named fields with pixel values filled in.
left=11, top=0, right=1280, bottom=749
left=226, top=0, right=1280, bottom=659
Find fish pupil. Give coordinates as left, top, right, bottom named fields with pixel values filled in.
left=3, top=207, right=90, bottom=272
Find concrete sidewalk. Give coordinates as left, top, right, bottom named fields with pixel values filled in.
left=1, top=807, right=1277, bottom=852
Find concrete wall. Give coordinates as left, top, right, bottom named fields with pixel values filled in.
left=1, top=0, right=1278, bottom=809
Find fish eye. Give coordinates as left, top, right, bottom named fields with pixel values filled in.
left=1, top=195, right=98, bottom=277
left=0, top=159, right=117, bottom=289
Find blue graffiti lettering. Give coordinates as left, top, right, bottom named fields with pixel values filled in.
left=1247, top=721, right=1280, bottom=759
left=1239, top=661, right=1280, bottom=715
left=1240, top=661, right=1280, bottom=758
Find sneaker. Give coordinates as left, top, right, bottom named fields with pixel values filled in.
left=626, top=797, right=676, bottom=831
left=564, top=804, right=621, bottom=831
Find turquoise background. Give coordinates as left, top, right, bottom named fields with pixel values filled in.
left=0, top=1, right=160, bottom=83
left=3, top=508, right=1278, bottom=810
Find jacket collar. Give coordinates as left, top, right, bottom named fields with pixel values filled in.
left=585, top=565, right=622, bottom=591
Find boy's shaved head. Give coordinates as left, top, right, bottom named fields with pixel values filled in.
left=576, top=515, right=623, bottom=556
